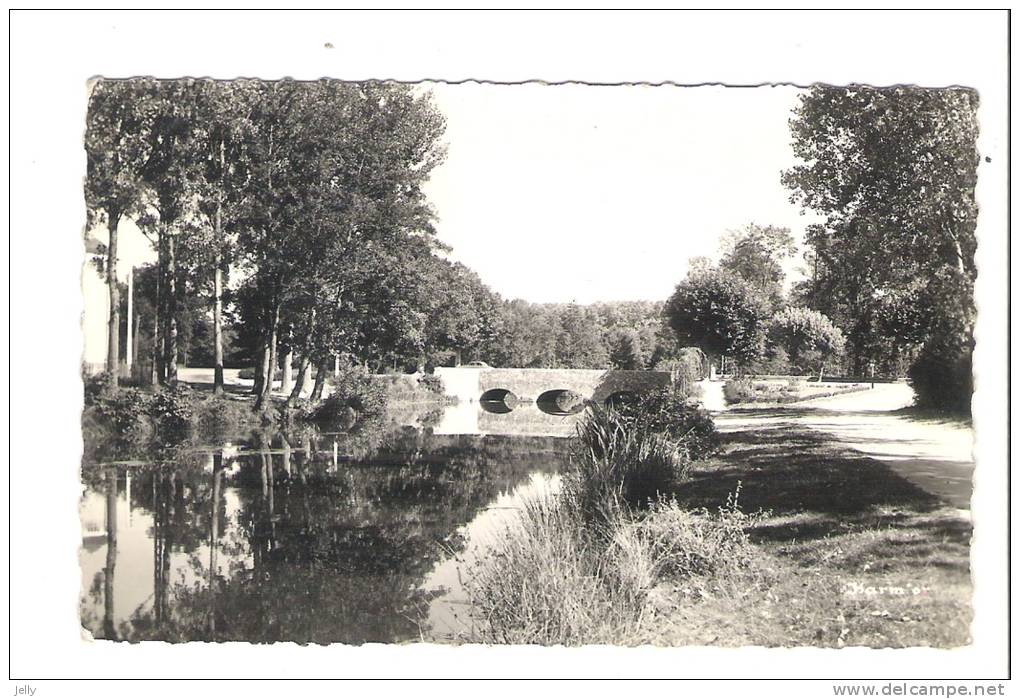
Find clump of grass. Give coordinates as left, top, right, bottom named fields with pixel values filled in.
left=624, top=387, right=720, bottom=460
left=467, top=489, right=770, bottom=646
left=566, top=403, right=691, bottom=526
left=468, top=496, right=648, bottom=645
left=465, top=399, right=777, bottom=646
left=624, top=489, right=775, bottom=598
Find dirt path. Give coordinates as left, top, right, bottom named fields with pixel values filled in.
left=712, top=382, right=974, bottom=511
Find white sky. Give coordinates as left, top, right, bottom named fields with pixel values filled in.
left=423, top=83, right=820, bottom=304
left=92, top=84, right=820, bottom=300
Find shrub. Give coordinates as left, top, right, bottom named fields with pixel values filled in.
left=91, top=387, right=152, bottom=438
left=191, top=396, right=254, bottom=440
left=417, top=373, right=444, bottom=394
left=567, top=404, right=691, bottom=524
left=723, top=378, right=757, bottom=405
left=147, top=384, right=196, bottom=434
left=307, top=365, right=386, bottom=425
left=625, top=387, right=720, bottom=461
left=628, top=490, right=772, bottom=591
left=908, top=331, right=974, bottom=415
left=83, top=372, right=116, bottom=406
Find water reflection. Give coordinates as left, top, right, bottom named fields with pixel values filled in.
left=80, top=402, right=572, bottom=644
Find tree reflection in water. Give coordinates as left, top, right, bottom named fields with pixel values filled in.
left=80, top=413, right=567, bottom=644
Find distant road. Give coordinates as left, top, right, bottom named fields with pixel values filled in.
left=175, top=367, right=322, bottom=398
left=712, top=382, right=974, bottom=511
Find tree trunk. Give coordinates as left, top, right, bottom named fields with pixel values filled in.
left=281, top=350, right=293, bottom=395
left=212, top=256, right=224, bottom=396
left=257, top=302, right=281, bottom=412
left=125, top=268, right=133, bottom=373
left=131, top=313, right=141, bottom=382
left=163, top=227, right=178, bottom=384
left=105, top=213, right=121, bottom=384
left=150, top=308, right=161, bottom=386
left=208, top=453, right=222, bottom=636
left=310, top=356, right=330, bottom=402
left=152, top=236, right=164, bottom=386
left=286, top=307, right=316, bottom=405
left=213, top=139, right=226, bottom=396
left=252, top=343, right=267, bottom=396
left=256, top=303, right=280, bottom=410
left=288, top=355, right=311, bottom=405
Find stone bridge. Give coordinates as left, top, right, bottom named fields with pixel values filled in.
left=433, top=367, right=671, bottom=406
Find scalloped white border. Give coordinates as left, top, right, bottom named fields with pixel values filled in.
left=6, top=8, right=1009, bottom=688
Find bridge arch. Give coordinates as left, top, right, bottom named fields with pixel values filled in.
left=536, top=389, right=586, bottom=416
left=604, top=390, right=639, bottom=409
left=479, top=388, right=519, bottom=412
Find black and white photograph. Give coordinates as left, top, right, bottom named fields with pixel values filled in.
left=7, top=8, right=1011, bottom=689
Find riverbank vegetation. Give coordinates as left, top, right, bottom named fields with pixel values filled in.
left=81, top=360, right=451, bottom=459
left=467, top=400, right=970, bottom=647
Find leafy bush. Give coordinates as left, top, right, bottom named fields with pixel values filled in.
left=623, top=387, right=720, bottom=461
left=418, top=373, right=445, bottom=394
left=92, top=387, right=152, bottom=437
left=628, top=488, right=770, bottom=588
left=83, top=372, right=116, bottom=406
left=723, top=378, right=757, bottom=404
left=908, top=331, right=974, bottom=415
left=768, top=307, right=846, bottom=378
left=307, top=365, right=387, bottom=425
left=147, top=384, right=196, bottom=433
left=190, top=396, right=254, bottom=440
left=568, top=404, right=691, bottom=524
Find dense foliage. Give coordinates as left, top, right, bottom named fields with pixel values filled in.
left=663, top=268, right=772, bottom=370
left=768, top=307, right=846, bottom=380
left=567, top=386, right=720, bottom=525
left=783, top=86, right=978, bottom=412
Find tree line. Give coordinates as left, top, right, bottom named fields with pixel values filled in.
left=662, top=85, right=978, bottom=413
left=87, top=79, right=455, bottom=408
left=88, top=81, right=977, bottom=414
left=84, top=79, right=693, bottom=391
left=784, top=85, right=978, bottom=411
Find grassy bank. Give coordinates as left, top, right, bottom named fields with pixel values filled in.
left=466, top=414, right=971, bottom=647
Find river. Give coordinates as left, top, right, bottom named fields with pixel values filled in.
left=79, top=400, right=579, bottom=644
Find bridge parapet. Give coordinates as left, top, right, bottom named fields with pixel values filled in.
left=434, top=366, right=670, bottom=404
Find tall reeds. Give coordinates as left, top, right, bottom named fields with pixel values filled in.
left=466, top=395, right=767, bottom=645
left=564, top=403, right=691, bottom=527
